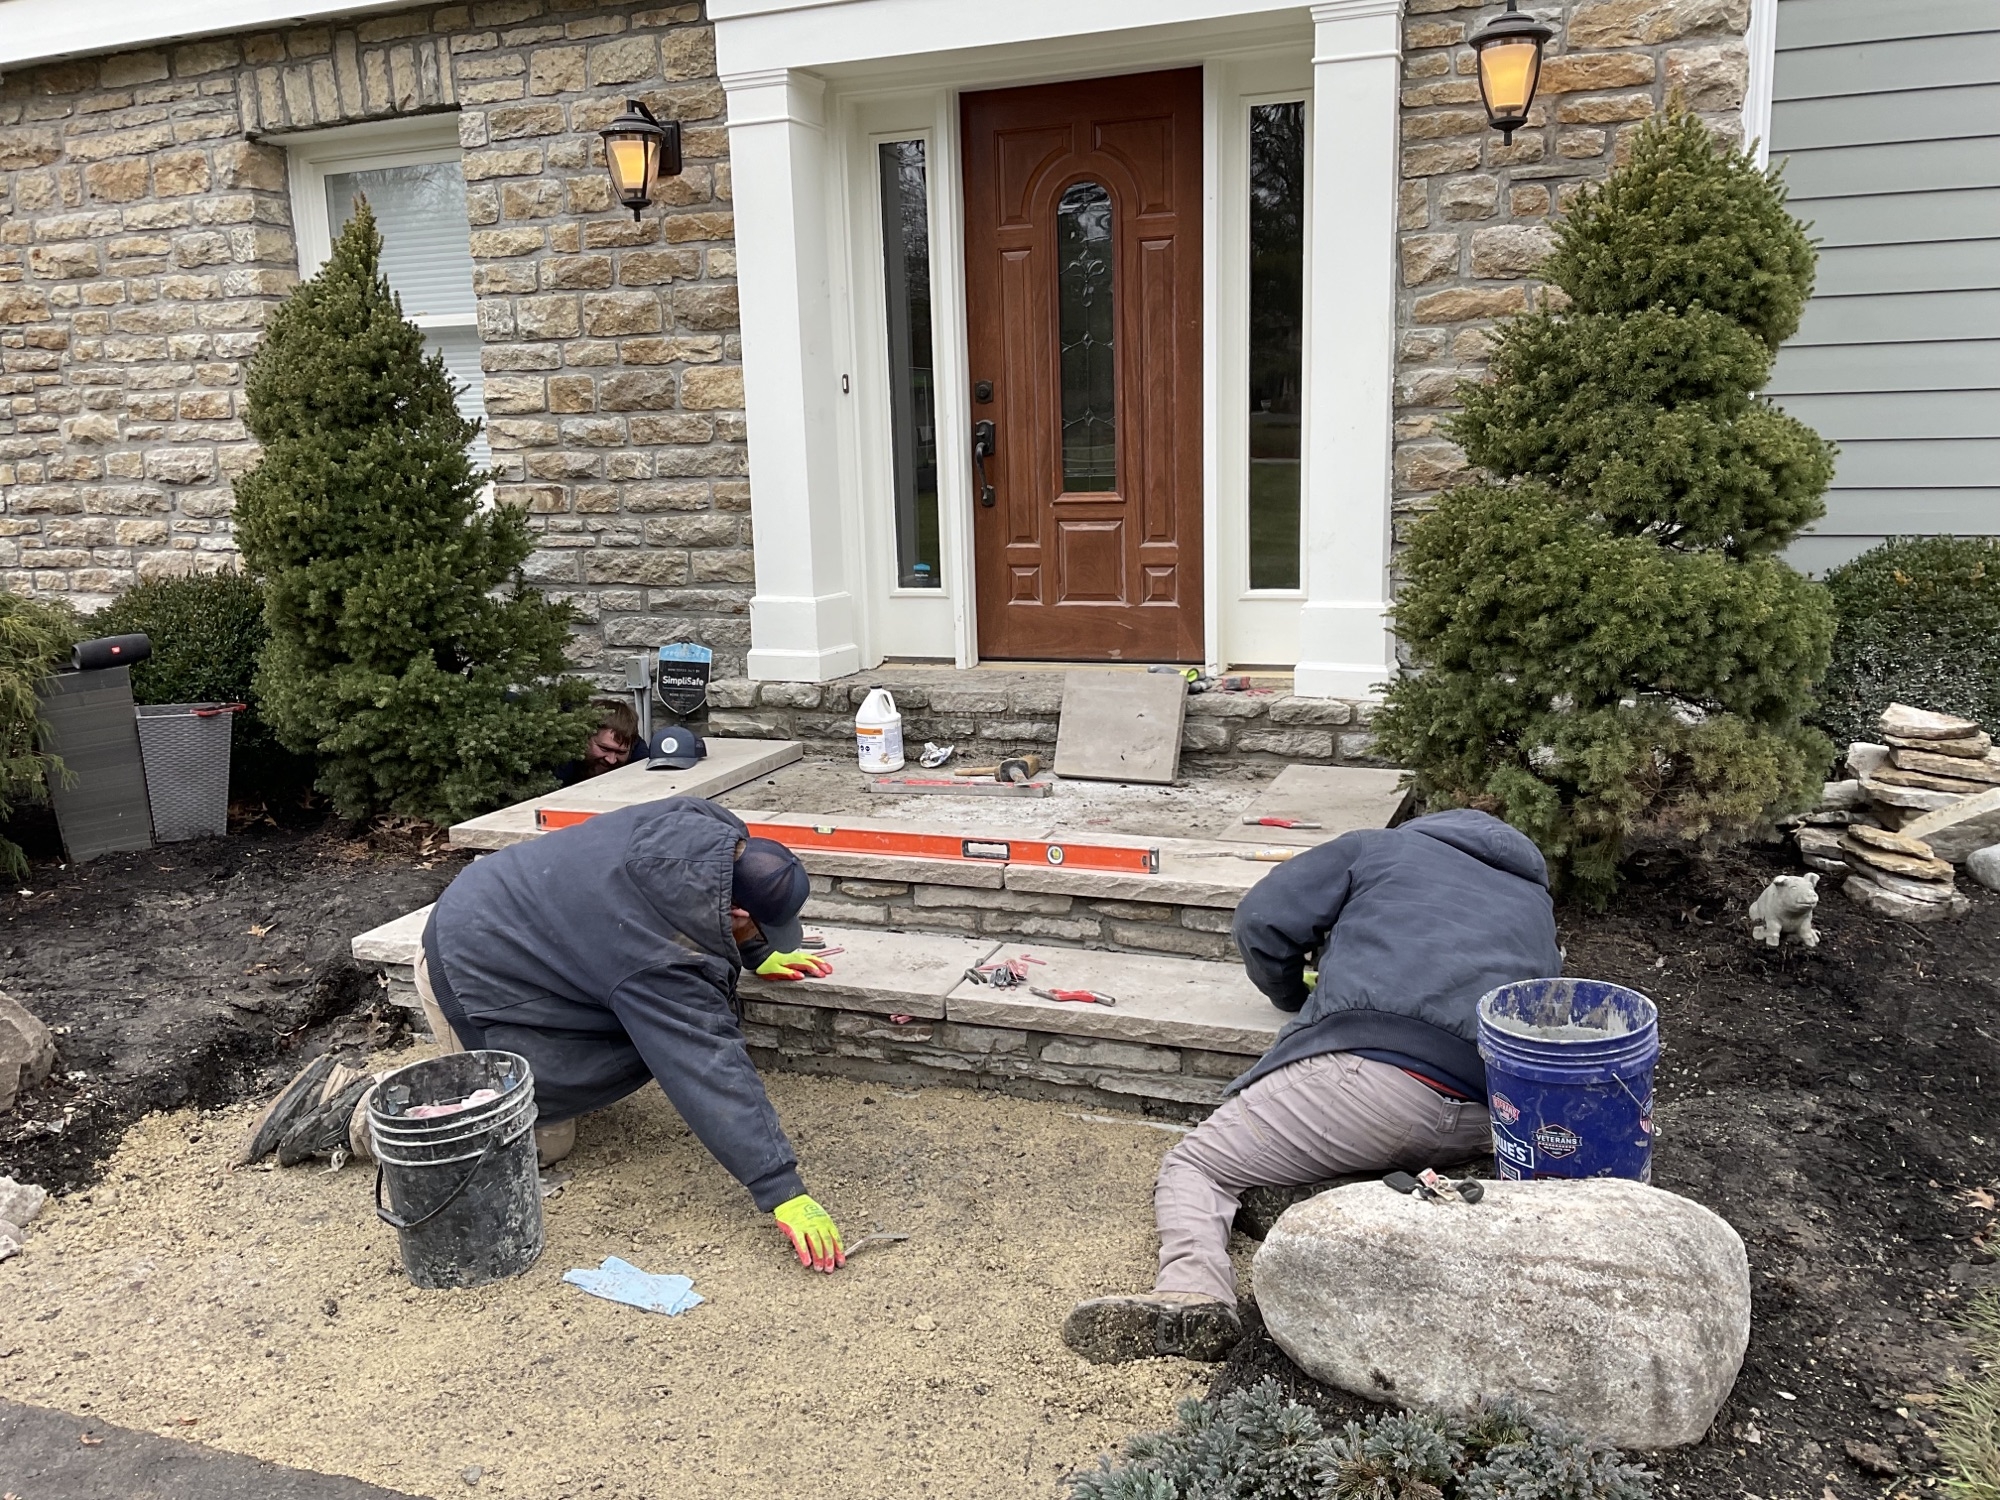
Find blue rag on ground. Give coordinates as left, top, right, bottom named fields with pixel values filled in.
left=562, top=1256, right=704, bottom=1315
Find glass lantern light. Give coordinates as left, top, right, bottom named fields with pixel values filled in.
left=1470, top=1, right=1555, bottom=144
left=600, top=98, right=682, bottom=220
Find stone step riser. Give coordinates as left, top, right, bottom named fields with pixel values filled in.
left=801, top=873, right=1239, bottom=961
left=702, top=669, right=1379, bottom=767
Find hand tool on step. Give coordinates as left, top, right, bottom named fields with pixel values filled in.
left=959, top=754, right=1043, bottom=785
left=1032, top=987, right=1116, bottom=1007
left=964, top=954, right=1044, bottom=988
left=1185, top=848, right=1298, bottom=862
left=1241, top=815, right=1322, bottom=828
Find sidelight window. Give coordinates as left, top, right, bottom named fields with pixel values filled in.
left=1056, top=180, right=1117, bottom=493
left=1248, top=101, right=1305, bottom=590
left=878, top=140, right=941, bottom=589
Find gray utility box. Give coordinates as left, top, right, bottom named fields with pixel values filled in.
left=36, top=667, right=154, bottom=861
left=135, top=704, right=236, bottom=843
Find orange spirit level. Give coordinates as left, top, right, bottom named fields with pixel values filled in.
left=531, top=808, right=1159, bottom=874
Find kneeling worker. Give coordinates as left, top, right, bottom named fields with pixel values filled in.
left=1063, top=808, right=1561, bottom=1361
left=241, top=797, right=849, bottom=1272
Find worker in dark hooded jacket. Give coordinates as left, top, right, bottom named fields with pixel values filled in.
left=1063, top=808, right=1561, bottom=1362
left=240, top=797, right=850, bottom=1273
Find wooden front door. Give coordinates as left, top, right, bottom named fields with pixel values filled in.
left=962, top=69, right=1204, bottom=662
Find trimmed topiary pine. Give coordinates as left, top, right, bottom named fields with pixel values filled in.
left=233, top=200, right=593, bottom=824
left=1373, top=109, right=1838, bottom=904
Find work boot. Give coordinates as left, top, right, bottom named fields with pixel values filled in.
left=275, top=1062, right=377, bottom=1168
left=237, top=1053, right=340, bottom=1166
left=1063, top=1292, right=1242, bottom=1364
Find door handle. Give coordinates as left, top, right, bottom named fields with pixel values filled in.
left=972, top=420, right=997, bottom=508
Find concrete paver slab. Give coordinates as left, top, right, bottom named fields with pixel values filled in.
left=448, top=739, right=803, bottom=849
left=743, top=927, right=1000, bottom=1018
left=1223, top=763, right=1410, bottom=846
left=1054, top=670, right=1187, bottom=784
left=947, top=944, right=1283, bottom=1054
left=350, top=904, right=431, bottom=965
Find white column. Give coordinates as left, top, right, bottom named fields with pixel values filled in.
left=724, top=67, right=863, bottom=682
left=1294, top=0, right=1402, bottom=700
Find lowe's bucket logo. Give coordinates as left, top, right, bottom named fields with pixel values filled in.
left=1491, top=1123, right=1534, bottom=1174
left=1534, top=1123, right=1582, bottom=1159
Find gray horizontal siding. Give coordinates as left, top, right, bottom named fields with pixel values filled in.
left=1780, top=135, right=2000, bottom=198
left=1776, top=390, right=2000, bottom=440
left=1780, top=0, right=2000, bottom=48
left=1814, top=239, right=2000, bottom=295
left=1792, top=288, right=2000, bottom=344
left=1772, top=0, right=2000, bottom=566
left=1768, top=339, right=2000, bottom=393
left=1770, top=83, right=2000, bottom=150
left=1776, top=30, right=2000, bottom=99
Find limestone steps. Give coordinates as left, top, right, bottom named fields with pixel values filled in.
left=350, top=910, right=1280, bottom=1114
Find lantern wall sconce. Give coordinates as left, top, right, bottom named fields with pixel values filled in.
left=600, top=98, right=683, bottom=220
left=1469, top=1, right=1555, bottom=144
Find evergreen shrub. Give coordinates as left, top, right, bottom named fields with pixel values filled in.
left=1069, top=1380, right=1652, bottom=1500
left=1813, top=535, right=2000, bottom=749
left=0, top=592, right=79, bottom=879
left=232, top=200, right=592, bottom=823
left=88, top=571, right=312, bottom=802
left=1373, top=110, right=1838, bottom=903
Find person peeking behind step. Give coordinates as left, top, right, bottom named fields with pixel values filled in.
left=553, top=697, right=648, bottom=786
left=1062, top=808, right=1562, bottom=1364
left=238, top=798, right=849, bottom=1273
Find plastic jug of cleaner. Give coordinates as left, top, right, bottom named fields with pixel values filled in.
left=854, top=688, right=904, bottom=773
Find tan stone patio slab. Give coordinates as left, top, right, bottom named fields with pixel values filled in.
left=447, top=739, right=803, bottom=849
left=947, top=944, right=1284, bottom=1053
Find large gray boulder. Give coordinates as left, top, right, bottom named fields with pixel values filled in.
left=1251, top=1178, right=1749, bottom=1450
left=0, top=990, right=56, bottom=1115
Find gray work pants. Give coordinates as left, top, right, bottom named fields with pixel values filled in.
left=1154, top=1051, right=1491, bottom=1305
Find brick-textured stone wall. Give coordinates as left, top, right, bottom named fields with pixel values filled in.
left=1392, top=0, right=1750, bottom=549
left=0, top=0, right=747, bottom=671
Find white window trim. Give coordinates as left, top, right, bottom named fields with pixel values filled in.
left=1745, top=0, right=1780, bottom=168
left=282, top=116, right=474, bottom=331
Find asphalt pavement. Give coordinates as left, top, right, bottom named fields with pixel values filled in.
left=0, top=1398, right=423, bottom=1499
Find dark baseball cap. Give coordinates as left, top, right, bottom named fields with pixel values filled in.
left=732, top=837, right=809, bottom=954
left=647, top=724, right=707, bottom=771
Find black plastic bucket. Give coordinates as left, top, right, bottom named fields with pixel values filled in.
left=369, top=1050, right=543, bottom=1289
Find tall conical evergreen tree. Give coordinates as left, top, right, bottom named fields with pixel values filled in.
left=1374, top=111, right=1838, bottom=904
left=234, top=200, right=592, bottom=823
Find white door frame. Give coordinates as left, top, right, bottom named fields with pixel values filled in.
left=715, top=0, right=1402, bottom=697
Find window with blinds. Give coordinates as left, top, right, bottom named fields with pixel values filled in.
left=322, top=159, right=486, bottom=463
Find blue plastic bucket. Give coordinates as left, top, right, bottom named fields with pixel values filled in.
left=1477, top=978, right=1659, bottom=1183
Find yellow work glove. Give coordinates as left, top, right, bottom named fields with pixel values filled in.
left=773, top=1193, right=845, bottom=1271
left=1303, top=969, right=1319, bottom=989
left=756, top=950, right=833, bottom=982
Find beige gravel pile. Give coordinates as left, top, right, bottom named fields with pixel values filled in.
left=0, top=1065, right=1222, bottom=1498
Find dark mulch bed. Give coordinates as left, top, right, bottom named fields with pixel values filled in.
left=3, top=816, right=1995, bottom=1499
left=0, top=814, right=467, bottom=1194
left=1214, top=841, right=2000, bottom=1500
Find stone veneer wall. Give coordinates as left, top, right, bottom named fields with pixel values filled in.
left=3, top=0, right=1747, bottom=680
left=1392, top=0, right=1751, bottom=556
left=0, top=0, right=748, bottom=671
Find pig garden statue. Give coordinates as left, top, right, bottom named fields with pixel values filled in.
left=1748, top=873, right=1819, bottom=948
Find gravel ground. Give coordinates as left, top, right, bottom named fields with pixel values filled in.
left=0, top=1065, right=1217, bottom=1499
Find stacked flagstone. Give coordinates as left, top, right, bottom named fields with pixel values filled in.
left=1840, top=824, right=1968, bottom=923
left=1791, top=705, right=1999, bottom=918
